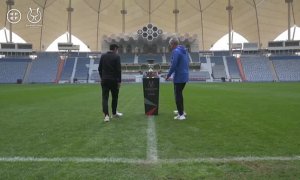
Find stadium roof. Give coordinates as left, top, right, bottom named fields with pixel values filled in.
left=0, top=0, right=299, bottom=51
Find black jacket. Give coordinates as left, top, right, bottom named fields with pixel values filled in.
left=98, top=51, right=121, bottom=83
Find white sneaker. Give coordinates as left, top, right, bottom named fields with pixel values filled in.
left=104, top=115, right=110, bottom=122
left=174, top=114, right=186, bottom=120
left=112, top=112, right=123, bottom=118
left=173, top=110, right=187, bottom=116
left=174, top=115, right=180, bottom=120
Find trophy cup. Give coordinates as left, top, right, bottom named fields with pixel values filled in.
left=145, top=59, right=157, bottom=78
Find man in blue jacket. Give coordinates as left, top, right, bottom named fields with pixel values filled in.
left=166, top=37, right=189, bottom=120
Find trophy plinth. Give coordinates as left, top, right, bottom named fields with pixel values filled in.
left=142, top=59, right=160, bottom=115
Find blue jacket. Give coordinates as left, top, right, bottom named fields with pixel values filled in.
left=167, top=45, right=189, bottom=83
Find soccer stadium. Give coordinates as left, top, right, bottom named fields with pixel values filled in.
left=1, top=0, right=300, bottom=179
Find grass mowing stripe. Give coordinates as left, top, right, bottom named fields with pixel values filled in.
left=147, top=116, right=158, bottom=162
left=0, top=156, right=299, bottom=164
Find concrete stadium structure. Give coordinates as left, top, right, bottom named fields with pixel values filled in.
left=0, top=0, right=299, bottom=51
left=1, top=0, right=300, bottom=84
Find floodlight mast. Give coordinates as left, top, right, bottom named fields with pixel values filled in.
left=121, top=0, right=127, bottom=33
left=148, top=0, right=151, bottom=23
left=6, top=0, right=14, bottom=43
left=285, top=0, right=293, bottom=41
left=198, top=0, right=205, bottom=51
left=96, top=0, right=102, bottom=51
left=226, top=0, right=233, bottom=56
left=39, top=0, right=48, bottom=51
left=67, top=0, right=74, bottom=44
left=252, top=0, right=261, bottom=49
left=173, top=0, right=179, bottom=33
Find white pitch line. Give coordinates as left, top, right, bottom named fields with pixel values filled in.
left=159, top=156, right=300, bottom=164
left=0, top=157, right=146, bottom=164
left=147, top=116, right=158, bottom=162
left=0, top=156, right=300, bottom=164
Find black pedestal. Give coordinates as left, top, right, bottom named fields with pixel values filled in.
left=143, top=77, right=159, bottom=115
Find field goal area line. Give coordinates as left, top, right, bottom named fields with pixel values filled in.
left=1, top=117, right=300, bottom=164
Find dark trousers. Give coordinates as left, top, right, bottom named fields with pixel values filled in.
left=174, top=83, right=186, bottom=116
left=101, top=80, right=119, bottom=116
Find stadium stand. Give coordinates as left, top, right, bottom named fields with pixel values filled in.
left=2, top=51, right=300, bottom=84
left=212, top=65, right=226, bottom=79
left=271, top=56, right=300, bottom=81
left=189, top=63, right=201, bottom=71
left=74, top=58, right=89, bottom=80
left=67, top=52, right=88, bottom=58
left=200, top=56, right=207, bottom=63
left=122, top=72, right=139, bottom=82
left=160, top=64, right=170, bottom=72
left=120, top=53, right=135, bottom=64
left=189, top=52, right=199, bottom=62
left=126, top=64, right=141, bottom=72
left=226, top=56, right=241, bottom=79
left=90, top=70, right=100, bottom=82
left=210, top=56, right=226, bottom=79
left=213, top=51, right=230, bottom=56
left=0, top=58, right=30, bottom=83
left=93, top=58, right=100, bottom=64
left=27, top=52, right=60, bottom=83
left=189, top=71, right=211, bottom=81
left=60, top=57, right=75, bottom=81
left=138, top=53, right=163, bottom=64
left=210, top=56, right=224, bottom=65
left=165, top=53, right=172, bottom=63
left=240, top=55, right=274, bottom=82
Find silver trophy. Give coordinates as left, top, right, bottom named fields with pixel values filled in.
left=145, top=59, right=157, bottom=78
left=147, top=59, right=155, bottom=72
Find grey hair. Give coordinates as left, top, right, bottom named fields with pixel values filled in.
left=169, top=37, right=179, bottom=46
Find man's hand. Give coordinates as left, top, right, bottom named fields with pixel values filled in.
left=161, top=74, right=169, bottom=81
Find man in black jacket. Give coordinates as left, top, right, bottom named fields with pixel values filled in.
left=98, top=44, right=123, bottom=122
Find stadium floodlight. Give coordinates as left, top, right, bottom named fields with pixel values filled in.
left=58, top=42, right=80, bottom=51
left=0, top=43, right=32, bottom=57
left=0, top=43, right=32, bottom=52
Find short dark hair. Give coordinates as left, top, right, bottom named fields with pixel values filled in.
left=110, top=44, right=119, bottom=51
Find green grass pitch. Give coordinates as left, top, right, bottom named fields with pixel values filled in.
left=0, top=83, right=300, bottom=179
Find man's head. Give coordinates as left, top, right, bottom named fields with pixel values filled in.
left=109, top=44, right=119, bottom=53
left=169, top=37, right=179, bottom=50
